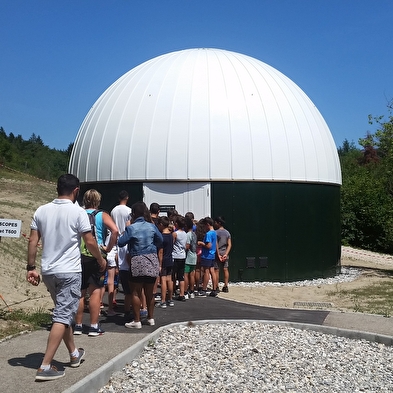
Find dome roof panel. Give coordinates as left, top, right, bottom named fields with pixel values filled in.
left=69, top=48, right=341, bottom=185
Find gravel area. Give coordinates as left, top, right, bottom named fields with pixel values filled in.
left=98, top=248, right=393, bottom=392
left=99, top=322, right=393, bottom=393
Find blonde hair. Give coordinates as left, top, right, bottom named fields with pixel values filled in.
left=83, top=189, right=101, bottom=209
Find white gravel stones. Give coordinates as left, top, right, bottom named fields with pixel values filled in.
left=229, top=267, right=362, bottom=288
left=98, top=322, right=393, bottom=393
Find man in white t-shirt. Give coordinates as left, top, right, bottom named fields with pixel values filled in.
left=110, top=190, right=132, bottom=319
left=26, top=174, right=106, bottom=382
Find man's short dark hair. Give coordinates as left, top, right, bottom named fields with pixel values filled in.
left=57, top=174, right=79, bottom=196
left=150, top=202, right=160, bottom=214
left=118, top=190, right=129, bottom=201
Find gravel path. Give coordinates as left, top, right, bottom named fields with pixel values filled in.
left=99, top=322, right=393, bottom=393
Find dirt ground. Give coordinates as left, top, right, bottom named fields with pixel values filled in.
left=1, top=169, right=393, bottom=316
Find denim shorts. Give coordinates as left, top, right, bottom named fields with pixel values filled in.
left=43, top=272, right=81, bottom=327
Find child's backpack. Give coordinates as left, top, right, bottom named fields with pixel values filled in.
left=80, top=210, right=101, bottom=257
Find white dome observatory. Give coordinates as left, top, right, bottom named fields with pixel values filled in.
left=70, top=48, right=342, bottom=281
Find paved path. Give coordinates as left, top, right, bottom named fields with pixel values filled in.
left=1, top=294, right=392, bottom=393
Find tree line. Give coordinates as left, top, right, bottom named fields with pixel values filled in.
left=0, top=127, right=72, bottom=181
left=340, top=100, right=393, bottom=254
left=2, top=101, right=393, bottom=255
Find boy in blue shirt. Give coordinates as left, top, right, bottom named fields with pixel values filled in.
left=197, top=217, right=217, bottom=297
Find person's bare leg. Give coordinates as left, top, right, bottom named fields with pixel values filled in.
left=153, top=276, right=160, bottom=297
left=75, top=289, right=86, bottom=325
left=179, top=280, right=185, bottom=297
left=184, top=272, right=189, bottom=294
left=88, top=285, right=101, bottom=324
left=131, top=283, right=142, bottom=322
left=224, top=267, right=229, bottom=287
left=106, top=268, right=115, bottom=312
left=140, top=288, right=147, bottom=311
left=41, top=322, right=67, bottom=366
left=189, top=270, right=195, bottom=294
left=63, top=325, right=77, bottom=353
left=167, top=276, right=174, bottom=300
left=144, top=282, right=155, bottom=319
left=160, top=276, right=167, bottom=303
left=202, top=267, right=209, bottom=290
left=124, top=293, right=132, bottom=314
left=210, top=267, right=216, bottom=290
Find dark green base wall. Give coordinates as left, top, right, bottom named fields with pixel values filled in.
left=80, top=181, right=341, bottom=283
left=211, top=182, right=341, bottom=282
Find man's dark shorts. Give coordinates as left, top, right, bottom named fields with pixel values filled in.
left=160, top=266, right=173, bottom=277
left=119, top=269, right=132, bottom=294
left=81, top=255, right=105, bottom=290
left=200, top=257, right=214, bottom=268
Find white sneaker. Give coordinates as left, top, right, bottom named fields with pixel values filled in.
left=184, top=293, right=189, bottom=300
left=189, top=292, right=195, bottom=299
left=125, top=321, right=142, bottom=329
left=147, top=318, right=155, bottom=326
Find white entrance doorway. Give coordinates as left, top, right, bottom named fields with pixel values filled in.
left=143, top=182, right=211, bottom=220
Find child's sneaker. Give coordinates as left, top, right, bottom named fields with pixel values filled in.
left=88, top=325, right=105, bottom=337
left=73, top=325, right=83, bottom=335
left=147, top=318, right=155, bottom=326
left=125, top=320, right=142, bottom=329
left=106, top=309, right=117, bottom=317
left=154, top=294, right=161, bottom=302
left=167, top=300, right=175, bottom=307
left=159, top=302, right=167, bottom=309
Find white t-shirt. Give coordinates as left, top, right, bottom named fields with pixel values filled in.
left=111, top=204, right=132, bottom=270
left=30, top=198, right=91, bottom=275
left=111, top=204, right=131, bottom=234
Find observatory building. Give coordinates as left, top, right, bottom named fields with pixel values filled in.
left=69, top=48, right=342, bottom=282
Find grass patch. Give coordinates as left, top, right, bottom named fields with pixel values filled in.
left=328, top=281, right=393, bottom=316
left=0, top=308, right=52, bottom=341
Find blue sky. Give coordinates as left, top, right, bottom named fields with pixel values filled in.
left=1, top=1, right=392, bottom=150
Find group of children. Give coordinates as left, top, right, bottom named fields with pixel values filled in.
left=97, top=202, right=232, bottom=323
left=154, top=208, right=232, bottom=307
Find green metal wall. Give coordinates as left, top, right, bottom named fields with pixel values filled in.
left=211, top=182, right=341, bottom=282
left=79, top=180, right=341, bottom=282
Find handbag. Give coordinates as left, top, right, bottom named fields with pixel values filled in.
left=130, top=253, right=159, bottom=277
